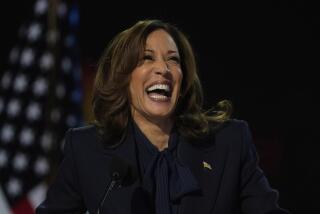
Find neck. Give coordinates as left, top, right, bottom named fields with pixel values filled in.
left=132, top=112, right=173, bottom=151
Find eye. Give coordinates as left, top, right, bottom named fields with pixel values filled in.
left=168, top=56, right=180, bottom=64
left=143, top=54, right=154, bottom=61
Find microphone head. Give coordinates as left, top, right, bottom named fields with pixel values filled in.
left=109, top=156, right=137, bottom=186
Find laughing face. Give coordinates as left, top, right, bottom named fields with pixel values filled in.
left=129, top=29, right=183, bottom=124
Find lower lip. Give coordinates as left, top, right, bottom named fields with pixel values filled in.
left=147, top=93, right=170, bottom=102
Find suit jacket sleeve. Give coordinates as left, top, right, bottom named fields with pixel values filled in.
left=36, top=129, right=86, bottom=214
left=239, top=121, right=289, bottom=214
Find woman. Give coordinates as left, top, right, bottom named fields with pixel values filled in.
left=36, top=20, right=289, bottom=214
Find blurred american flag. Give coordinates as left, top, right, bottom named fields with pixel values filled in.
left=0, top=0, right=82, bottom=213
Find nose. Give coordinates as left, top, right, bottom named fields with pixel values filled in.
left=154, top=59, right=170, bottom=75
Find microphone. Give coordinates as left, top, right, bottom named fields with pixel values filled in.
left=97, top=156, right=137, bottom=214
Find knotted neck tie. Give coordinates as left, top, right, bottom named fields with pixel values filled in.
left=133, top=123, right=200, bottom=214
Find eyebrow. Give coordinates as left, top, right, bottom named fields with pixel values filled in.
left=145, top=49, right=178, bottom=54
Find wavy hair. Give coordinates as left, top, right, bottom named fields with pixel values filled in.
left=92, top=20, right=232, bottom=143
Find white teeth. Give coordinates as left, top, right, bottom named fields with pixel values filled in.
left=147, top=84, right=170, bottom=92
left=149, top=94, right=168, bottom=100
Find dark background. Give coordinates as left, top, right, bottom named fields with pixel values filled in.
left=1, top=0, right=319, bottom=212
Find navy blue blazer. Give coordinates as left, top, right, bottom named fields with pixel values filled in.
left=36, top=119, right=289, bottom=214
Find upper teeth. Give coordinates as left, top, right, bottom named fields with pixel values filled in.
left=147, top=84, right=170, bottom=92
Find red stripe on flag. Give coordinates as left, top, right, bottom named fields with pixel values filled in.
left=12, top=197, right=35, bottom=214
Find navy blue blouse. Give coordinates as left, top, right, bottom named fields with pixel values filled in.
left=132, top=122, right=200, bottom=214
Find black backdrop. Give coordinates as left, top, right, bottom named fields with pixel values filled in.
left=1, top=0, right=319, bottom=212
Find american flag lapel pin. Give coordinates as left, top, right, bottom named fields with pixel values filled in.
left=202, top=161, right=212, bottom=170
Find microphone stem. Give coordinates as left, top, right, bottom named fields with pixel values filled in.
left=97, top=180, right=117, bottom=214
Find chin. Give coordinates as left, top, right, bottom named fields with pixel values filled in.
left=146, top=108, right=174, bottom=121
left=148, top=111, right=172, bottom=119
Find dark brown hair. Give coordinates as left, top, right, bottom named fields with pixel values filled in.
left=92, top=19, right=232, bottom=143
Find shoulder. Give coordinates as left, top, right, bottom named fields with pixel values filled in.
left=67, top=124, right=99, bottom=140
left=63, top=124, right=102, bottom=154
left=213, top=118, right=250, bottom=137
left=208, top=119, right=253, bottom=150
left=192, top=119, right=250, bottom=144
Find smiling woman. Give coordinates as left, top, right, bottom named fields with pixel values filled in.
left=36, top=20, right=290, bottom=214
left=92, top=20, right=232, bottom=144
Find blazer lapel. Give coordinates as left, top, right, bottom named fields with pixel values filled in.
left=99, top=125, right=142, bottom=214
left=177, top=133, right=229, bottom=214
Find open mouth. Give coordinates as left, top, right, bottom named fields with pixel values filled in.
left=145, top=83, right=172, bottom=101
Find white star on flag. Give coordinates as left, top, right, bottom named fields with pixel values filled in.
left=33, top=78, right=48, bottom=96
left=1, top=124, right=15, bottom=143
left=39, top=52, right=54, bottom=71
left=34, top=157, right=49, bottom=176
left=26, top=102, right=42, bottom=121
left=19, top=128, right=35, bottom=147
left=14, top=74, right=28, bottom=93
left=20, top=48, right=35, bottom=68
left=13, top=153, right=29, bottom=171
left=7, top=178, right=22, bottom=197
left=27, top=22, right=42, bottom=42
left=7, top=99, right=21, bottom=118
left=34, top=0, right=48, bottom=15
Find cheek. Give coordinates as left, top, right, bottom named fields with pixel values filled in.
left=129, top=71, right=139, bottom=92
left=130, top=68, right=147, bottom=92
